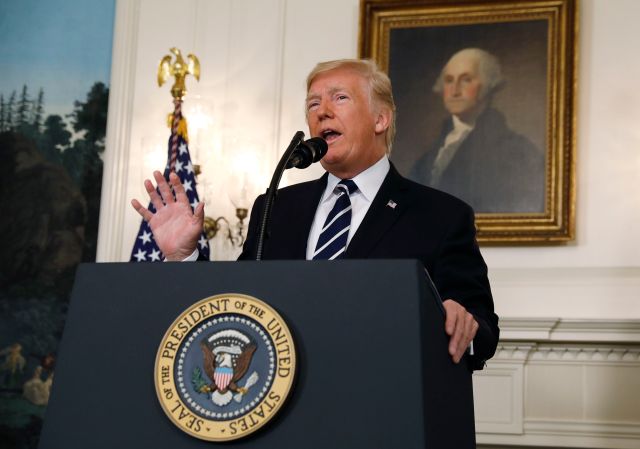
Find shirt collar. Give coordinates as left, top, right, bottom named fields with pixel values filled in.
left=452, top=114, right=474, bottom=133
left=322, top=155, right=390, bottom=203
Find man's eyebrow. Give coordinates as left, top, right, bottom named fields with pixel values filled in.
left=306, top=86, right=349, bottom=102
left=306, top=93, right=321, bottom=103
left=444, top=71, right=473, bottom=78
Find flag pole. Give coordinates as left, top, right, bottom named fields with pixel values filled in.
left=157, top=47, right=200, bottom=175
left=130, top=48, right=208, bottom=263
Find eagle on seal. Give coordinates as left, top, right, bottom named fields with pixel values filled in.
left=199, top=329, right=257, bottom=406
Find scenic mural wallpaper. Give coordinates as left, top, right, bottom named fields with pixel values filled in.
left=0, top=1, right=115, bottom=447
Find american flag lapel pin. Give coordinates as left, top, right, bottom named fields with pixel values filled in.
left=386, top=199, right=397, bottom=209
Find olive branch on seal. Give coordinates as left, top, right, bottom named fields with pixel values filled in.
left=191, top=366, right=209, bottom=395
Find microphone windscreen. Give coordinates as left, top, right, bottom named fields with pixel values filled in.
left=306, top=137, right=328, bottom=161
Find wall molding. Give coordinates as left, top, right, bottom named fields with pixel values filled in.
left=528, top=344, right=640, bottom=364
left=550, top=319, right=640, bottom=342
left=97, top=0, right=141, bottom=262
left=498, top=319, right=560, bottom=341
left=499, top=318, right=640, bottom=343
left=479, top=419, right=640, bottom=449
left=491, top=343, right=537, bottom=361
left=524, top=419, right=640, bottom=439
left=490, top=342, right=640, bottom=364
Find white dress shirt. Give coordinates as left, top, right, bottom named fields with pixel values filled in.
left=305, top=156, right=390, bottom=260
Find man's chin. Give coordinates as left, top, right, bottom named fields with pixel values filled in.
left=319, top=156, right=344, bottom=174
left=321, top=146, right=343, bottom=164
left=319, top=158, right=333, bottom=170
left=446, top=105, right=470, bottom=116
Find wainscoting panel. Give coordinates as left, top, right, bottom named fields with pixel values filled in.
left=475, top=319, right=640, bottom=449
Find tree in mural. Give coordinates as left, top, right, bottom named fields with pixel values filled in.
left=65, top=81, right=109, bottom=260
left=0, top=81, right=109, bottom=449
left=0, top=95, right=6, bottom=131
left=40, top=115, right=69, bottom=164
left=16, top=85, right=30, bottom=133
left=70, top=82, right=109, bottom=144
left=3, top=91, right=16, bottom=131
left=31, top=89, right=44, bottom=134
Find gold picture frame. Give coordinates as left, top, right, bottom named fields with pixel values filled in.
left=359, top=0, right=577, bottom=244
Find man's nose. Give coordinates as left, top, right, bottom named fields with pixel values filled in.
left=315, top=99, right=334, bottom=120
left=452, top=79, right=463, bottom=96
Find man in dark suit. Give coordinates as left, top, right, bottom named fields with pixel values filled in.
left=410, top=48, right=545, bottom=213
left=132, top=59, right=499, bottom=370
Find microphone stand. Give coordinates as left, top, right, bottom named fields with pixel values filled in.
left=255, top=131, right=305, bottom=260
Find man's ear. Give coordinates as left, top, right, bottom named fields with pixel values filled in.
left=374, top=107, right=391, bottom=135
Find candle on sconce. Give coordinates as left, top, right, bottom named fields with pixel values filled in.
left=141, top=136, right=166, bottom=178
left=182, top=94, right=214, bottom=166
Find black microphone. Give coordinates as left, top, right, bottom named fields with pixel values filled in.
left=285, top=137, right=328, bottom=169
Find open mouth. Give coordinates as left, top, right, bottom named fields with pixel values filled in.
left=321, top=129, right=342, bottom=144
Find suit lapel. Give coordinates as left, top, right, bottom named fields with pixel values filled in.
left=280, top=173, right=327, bottom=259
left=346, top=164, right=409, bottom=258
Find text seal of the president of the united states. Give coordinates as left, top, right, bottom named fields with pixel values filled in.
left=154, top=293, right=296, bottom=441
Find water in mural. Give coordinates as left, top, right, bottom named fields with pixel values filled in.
left=0, top=1, right=115, bottom=447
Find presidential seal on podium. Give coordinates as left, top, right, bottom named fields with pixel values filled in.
left=154, top=293, right=296, bottom=441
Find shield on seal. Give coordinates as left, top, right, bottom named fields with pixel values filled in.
left=214, top=366, right=233, bottom=391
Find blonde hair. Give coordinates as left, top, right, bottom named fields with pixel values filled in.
left=306, top=59, right=396, bottom=153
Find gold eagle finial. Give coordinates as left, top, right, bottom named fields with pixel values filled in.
left=157, top=47, right=200, bottom=100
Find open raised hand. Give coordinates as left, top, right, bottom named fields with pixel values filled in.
left=131, top=171, right=204, bottom=261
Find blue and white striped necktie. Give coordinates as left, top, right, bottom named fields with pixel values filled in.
left=313, top=179, right=358, bottom=260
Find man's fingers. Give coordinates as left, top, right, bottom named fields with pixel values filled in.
left=444, top=301, right=458, bottom=336
left=131, top=199, right=153, bottom=222
left=154, top=170, right=175, bottom=204
left=170, top=172, right=189, bottom=205
left=466, top=313, right=478, bottom=339
left=443, top=300, right=461, bottom=357
left=144, top=179, right=164, bottom=211
left=452, top=313, right=480, bottom=363
left=454, top=316, right=472, bottom=362
left=449, top=311, right=465, bottom=358
left=193, top=202, right=205, bottom=224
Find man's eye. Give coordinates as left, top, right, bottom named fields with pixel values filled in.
left=307, top=102, right=319, bottom=110
left=336, top=94, right=348, bottom=101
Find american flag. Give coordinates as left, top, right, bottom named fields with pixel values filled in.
left=130, top=113, right=210, bottom=262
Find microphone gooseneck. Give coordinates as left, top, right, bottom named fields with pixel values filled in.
left=255, top=132, right=327, bottom=260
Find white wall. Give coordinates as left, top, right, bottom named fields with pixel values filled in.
left=99, top=0, right=640, bottom=319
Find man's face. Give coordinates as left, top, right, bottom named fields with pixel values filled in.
left=306, top=68, right=388, bottom=178
left=441, top=54, right=486, bottom=122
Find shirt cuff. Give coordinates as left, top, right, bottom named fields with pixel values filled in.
left=163, top=248, right=199, bottom=262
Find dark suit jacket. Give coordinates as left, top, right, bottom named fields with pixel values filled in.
left=238, top=164, right=499, bottom=370
left=410, top=107, right=545, bottom=213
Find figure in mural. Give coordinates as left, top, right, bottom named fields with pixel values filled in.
left=410, top=48, right=545, bottom=213
left=0, top=343, right=26, bottom=387
left=22, top=366, right=54, bottom=406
